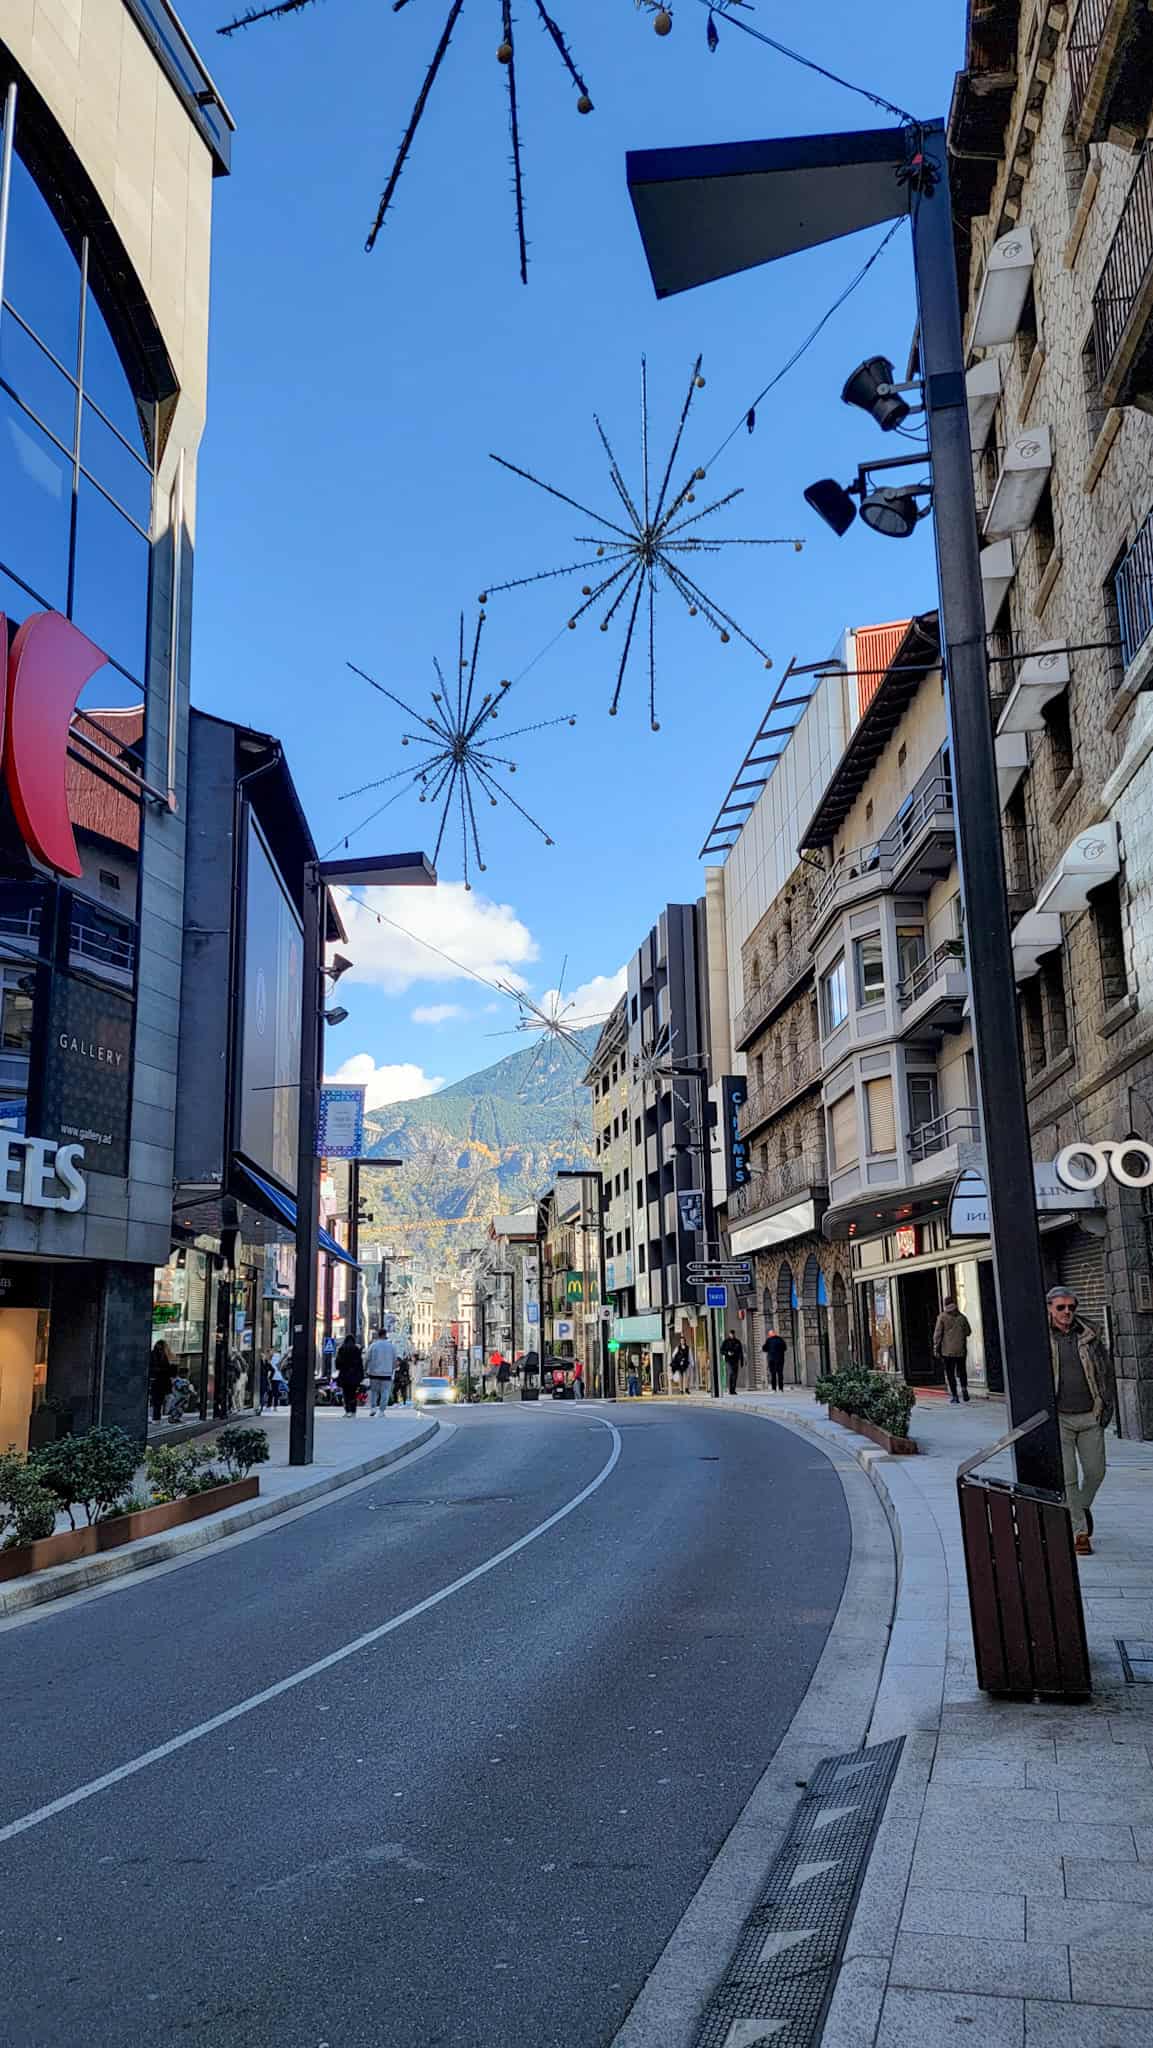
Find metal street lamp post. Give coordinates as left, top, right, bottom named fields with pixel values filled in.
left=289, top=852, right=435, bottom=1466
left=626, top=119, right=1062, bottom=1494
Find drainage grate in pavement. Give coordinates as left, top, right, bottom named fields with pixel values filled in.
left=1117, top=1639, right=1153, bottom=1684
left=692, top=1737, right=905, bottom=2048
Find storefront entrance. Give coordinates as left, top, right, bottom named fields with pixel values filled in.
left=897, top=1267, right=944, bottom=1386
left=0, top=1304, right=48, bottom=1455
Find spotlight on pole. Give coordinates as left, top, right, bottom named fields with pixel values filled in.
left=323, top=1004, right=350, bottom=1027
left=841, top=354, right=915, bottom=432
left=326, top=952, right=353, bottom=984
left=803, top=477, right=858, bottom=537
left=858, top=485, right=930, bottom=539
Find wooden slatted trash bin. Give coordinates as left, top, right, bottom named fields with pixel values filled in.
left=957, top=1410, right=1091, bottom=1702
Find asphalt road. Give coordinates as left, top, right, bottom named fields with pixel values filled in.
left=0, top=1401, right=851, bottom=2048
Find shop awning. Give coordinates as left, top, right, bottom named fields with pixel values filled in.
left=613, top=1314, right=663, bottom=1345
left=234, top=1160, right=359, bottom=1268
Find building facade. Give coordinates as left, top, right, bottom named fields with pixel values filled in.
left=0, top=5, right=229, bottom=1452
left=951, top=0, right=1153, bottom=1433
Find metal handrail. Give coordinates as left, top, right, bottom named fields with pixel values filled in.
left=897, top=941, right=967, bottom=1009
left=1067, top=0, right=1116, bottom=127
left=1093, top=143, right=1153, bottom=389
left=1114, top=498, right=1153, bottom=675
left=728, top=1150, right=826, bottom=1220
left=71, top=923, right=135, bottom=971
left=909, top=1106, right=980, bottom=1163
left=734, top=928, right=813, bottom=1046
left=814, top=774, right=955, bottom=918
left=739, top=1044, right=822, bottom=1132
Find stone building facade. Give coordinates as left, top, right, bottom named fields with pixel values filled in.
left=729, top=864, right=851, bottom=1387
left=951, top=0, right=1153, bottom=1433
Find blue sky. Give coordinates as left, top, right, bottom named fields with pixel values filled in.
left=181, top=0, right=965, bottom=1102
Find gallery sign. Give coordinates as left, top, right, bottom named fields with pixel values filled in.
left=41, top=972, right=133, bottom=1175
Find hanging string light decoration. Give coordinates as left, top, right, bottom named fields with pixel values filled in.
left=340, top=611, right=575, bottom=889
left=218, top=0, right=593, bottom=282
left=482, top=356, right=804, bottom=730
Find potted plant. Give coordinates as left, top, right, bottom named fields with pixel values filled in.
left=815, top=1369, right=918, bottom=1453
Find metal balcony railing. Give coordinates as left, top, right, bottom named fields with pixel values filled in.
left=1093, top=144, right=1153, bottom=394
left=0, top=905, right=41, bottom=944
left=897, top=941, right=967, bottom=1010
left=728, top=1150, right=826, bottom=1221
left=1114, top=501, right=1153, bottom=675
left=1068, top=0, right=1114, bottom=128
left=71, top=921, right=136, bottom=974
left=734, top=924, right=813, bottom=1047
left=739, top=1043, right=822, bottom=1133
left=814, top=774, right=955, bottom=920
left=908, top=1106, right=980, bottom=1164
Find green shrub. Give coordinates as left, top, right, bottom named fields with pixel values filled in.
left=144, top=1442, right=210, bottom=1504
left=32, top=1427, right=139, bottom=1526
left=185, top=1467, right=227, bottom=1494
left=0, top=1451, right=59, bottom=1548
left=815, top=1369, right=916, bottom=1441
left=214, top=1426, right=270, bottom=1479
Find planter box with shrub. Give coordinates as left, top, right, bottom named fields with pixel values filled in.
left=815, top=1370, right=918, bottom=1454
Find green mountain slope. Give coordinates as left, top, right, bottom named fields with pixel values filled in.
left=358, top=1028, right=598, bottom=1263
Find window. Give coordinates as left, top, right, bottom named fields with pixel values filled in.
left=0, top=140, right=155, bottom=692
left=1033, top=477, right=1056, bottom=581
left=1005, top=786, right=1034, bottom=901
left=1043, top=687, right=1073, bottom=788
left=1081, top=332, right=1106, bottom=450
left=1017, top=277, right=1039, bottom=375
left=1020, top=977, right=1046, bottom=1075
left=1062, top=118, right=1090, bottom=224
left=865, top=1076, right=896, bottom=1153
left=829, top=1091, right=859, bottom=1170
left=907, top=1071, right=939, bottom=1140
left=1092, top=878, right=1129, bottom=1008
left=1041, top=948, right=1069, bottom=1060
left=821, top=955, right=848, bottom=1034
left=854, top=934, right=885, bottom=1007
left=896, top=926, right=925, bottom=985
left=0, top=972, right=34, bottom=1051
left=965, top=1049, right=979, bottom=1111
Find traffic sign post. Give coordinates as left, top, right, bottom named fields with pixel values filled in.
left=705, top=1283, right=728, bottom=1310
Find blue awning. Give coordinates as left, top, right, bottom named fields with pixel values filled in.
left=234, top=1160, right=359, bottom=1269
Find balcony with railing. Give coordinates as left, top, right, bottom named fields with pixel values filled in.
left=897, top=942, right=969, bottom=1038
left=733, top=922, right=813, bottom=1051
left=728, top=1148, right=827, bottom=1224
left=1093, top=144, right=1153, bottom=413
left=738, top=1043, right=822, bottom=1136
left=813, top=772, right=956, bottom=928
left=1068, top=0, right=1153, bottom=146
left=908, top=1106, right=981, bottom=1181
left=1112, top=502, right=1153, bottom=680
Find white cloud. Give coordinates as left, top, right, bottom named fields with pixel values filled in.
left=327, top=1052, right=445, bottom=1111
left=540, top=966, right=627, bottom=1030
left=411, top=1003, right=465, bottom=1026
left=334, top=882, right=538, bottom=996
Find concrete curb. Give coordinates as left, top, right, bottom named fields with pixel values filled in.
left=610, top=1406, right=898, bottom=2048
left=0, top=1420, right=441, bottom=1618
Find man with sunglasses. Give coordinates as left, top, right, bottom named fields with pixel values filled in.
left=1047, top=1287, right=1115, bottom=1556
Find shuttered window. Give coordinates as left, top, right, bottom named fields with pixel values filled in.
left=865, top=1076, right=896, bottom=1154
left=830, top=1091, right=859, bottom=1168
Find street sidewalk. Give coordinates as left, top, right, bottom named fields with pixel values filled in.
left=0, top=1406, right=439, bottom=1619
left=719, top=1387, right=1153, bottom=2046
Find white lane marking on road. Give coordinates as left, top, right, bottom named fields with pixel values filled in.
left=0, top=1418, right=622, bottom=1848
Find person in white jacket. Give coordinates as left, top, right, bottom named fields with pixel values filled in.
left=364, top=1331, right=397, bottom=1415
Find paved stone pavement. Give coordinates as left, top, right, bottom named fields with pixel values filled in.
left=1, top=1405, right=438, bottom=1617
left=717, top=1387, right=1153, bottom=2047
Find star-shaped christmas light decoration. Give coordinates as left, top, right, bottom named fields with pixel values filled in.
left=218, top=0, right=593, bottom=282
left=340, top=612, right=575, bottom=889
left=484, top=960, right=610, bottom=1099
left=483, top=356, right=804, bottom=729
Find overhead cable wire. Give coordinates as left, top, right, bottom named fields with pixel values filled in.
left=691, top=0, right=916, bottom=126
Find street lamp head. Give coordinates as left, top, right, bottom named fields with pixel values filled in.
left=858, top=485, right=928, bottom=539
left=803, top=477, right=858, bottom=537
left=323, top=1004, right=350, bottom=1027
left=841, top=355, right=911, bottom=432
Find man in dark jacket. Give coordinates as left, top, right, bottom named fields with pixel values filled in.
left=762, top=1329, right=787, bottom=1392
left=1048, top=1287, right=1115, bottom=1556
left=721, top=1332, right=744, bottom=1397
left=932, top=1297, right=972, bottom=1404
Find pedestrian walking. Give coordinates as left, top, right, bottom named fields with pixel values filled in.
left=626, top=1366, right=641, bottom=1398
left=393, top=1356, right=412, bottom=1406
left=721, top=1331, right=744, bottom=1397
left=762, top=1329, right=786, bottom=1393
left=149, top=1340, right=174, bottom=1423
left=670, top=1341, right=691, bottom=1392
left=268, top=1353, right=289, bottom=1410
left=334, top=1334, right=365, bottom=1417
left=933, top=1296, right=972, bottom=1403
left=1048, top=1287, right=1116, bottom=1556
left=363, top=1329, right=397, bottom=1415
left=572, top=1358, right=585, bottom=1399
